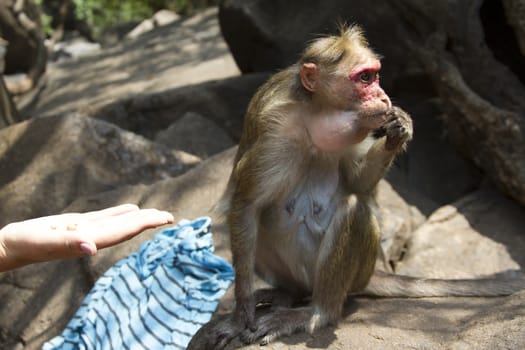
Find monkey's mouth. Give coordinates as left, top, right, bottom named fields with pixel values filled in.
left=363, top=109, right=390, bottom=129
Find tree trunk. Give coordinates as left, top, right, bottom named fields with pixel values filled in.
left=388, top=0, right=525, bottom=206
left=0, top=0, right=47, bottom=95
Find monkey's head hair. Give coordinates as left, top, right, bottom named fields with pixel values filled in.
left=300, top=24, right=374, bottom=71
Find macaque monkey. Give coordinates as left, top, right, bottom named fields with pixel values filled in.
left=188, top=25, right=525, bottom=349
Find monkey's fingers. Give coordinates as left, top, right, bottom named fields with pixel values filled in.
left=385, top=124, right=411, bottom=150
left=240, top=307, right=310, bottom=345
left=385, top=134, right=403, bottom=151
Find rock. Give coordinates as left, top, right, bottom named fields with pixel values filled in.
left=376, top=180, right=426, bottom=270
left=0, top=258, right=94, bottom=350
left=155, top=111, right=235, bottom=158
left=51, top=37, right=101, bottom=60
left=0, top=149, right=237, bottom=350
left=229, top=188, right=525, bottom=350
left=152, top=9, right=180, bottom=27
left=387, top=1, right=525, bottom=206
left=218, top=0, right=408, bottom=90
left=126, top=10, right=180, bottom=39
left=94, top=72, right=269, bottom=141
left=126, top=19, right=155, bottom=40
left=231, top=291, right=525, bottom=349
left=386, top=98, right=483, bottom=215
left=0, top=113, right=198, bottom=227
left=503, top=0, right=525, bottom=55
left=2, top=147, right=524, bottom=349
left=397, top=188, right=525, bottom=278
left=67, top=148, right=237, bottom=277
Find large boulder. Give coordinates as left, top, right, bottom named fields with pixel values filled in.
left=0, top=113, right=198, bottom=227
left=390, top=0, right=525, bottom=207
left=155, top=111, right=235, bottom=158
left=397, top=188, right=525, bottom=278
left=93, top=72, right=269, bottom=141
left=386, top=98, right=483, bottom=215
left=218, top=0, right=408, bottom=90
left=0, top=149, right=236, bottom=350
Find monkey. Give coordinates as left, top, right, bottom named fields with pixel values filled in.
left=187, top=25, right=525, bottom=349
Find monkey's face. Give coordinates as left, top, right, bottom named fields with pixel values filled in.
left=339, top=59, right=392, bottom=129
left=300, top=58, right=392, bottom=152
left=305, top=57, right=391, bottom=129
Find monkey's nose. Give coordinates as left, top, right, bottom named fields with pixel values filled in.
left=382, top=96, right=392, bottom=110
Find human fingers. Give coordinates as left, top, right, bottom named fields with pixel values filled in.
left=86, top=208, right=174, bottom=249
left=80, top=204, right=141, bottom=222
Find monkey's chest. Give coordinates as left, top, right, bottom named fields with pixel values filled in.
left=256, top=170, right=341, bottom=292
left=282, top=174, right=340, bottom=236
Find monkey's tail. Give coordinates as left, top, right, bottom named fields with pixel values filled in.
left=362, top=270, right=525, bottom=298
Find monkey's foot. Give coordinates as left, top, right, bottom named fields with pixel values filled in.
left=253, top=287, right=299, bottom=309
left=186, top=314, right=243, bottom=350
left=240, top=307, right=312, bottom=345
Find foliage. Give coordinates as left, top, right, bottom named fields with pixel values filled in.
left=34, top=0, right=54, bottom=37
left=71, top=0, right=218, bottom=37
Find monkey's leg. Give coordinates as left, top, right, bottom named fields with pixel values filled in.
left=187, top=287, right=301, bottom=350
left=240, top=195, right=380, bottom=345
left=188, top=200, right=259, bottom=350
left=228, top=199, right=259, bottom=329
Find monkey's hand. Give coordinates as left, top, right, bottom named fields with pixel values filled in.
left=381, top=106, right=413, bottom=151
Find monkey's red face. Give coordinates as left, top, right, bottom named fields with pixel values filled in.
left=347, top=60, right=391, bottom=129
left=300, top=59, right=392, bottom=151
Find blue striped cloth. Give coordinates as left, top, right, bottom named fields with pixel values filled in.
left=43, top=217, right=234, bottom=350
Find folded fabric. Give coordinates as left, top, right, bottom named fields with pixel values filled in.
left=43, top=217, right=234, bottom=350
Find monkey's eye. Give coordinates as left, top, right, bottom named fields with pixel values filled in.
left=359, top=70, right=378, bottom=83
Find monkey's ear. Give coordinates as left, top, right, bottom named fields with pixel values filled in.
left=300, top=63, right=318, bottom=92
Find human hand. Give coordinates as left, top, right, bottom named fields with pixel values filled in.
left=0, top=204, right=174, bottom=272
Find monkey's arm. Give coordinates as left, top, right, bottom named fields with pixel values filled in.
left=349, top=106, right=413, bottom=193
left=228, top=150, right=261, bottom=331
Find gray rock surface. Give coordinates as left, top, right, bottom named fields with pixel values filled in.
left=155, top=111, right=235, bottom=158
left=397, top=188, right=525, bottom=278
left=0, top=113, right=198, bottom=228
left=92, top=72, right=269, bottom=141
